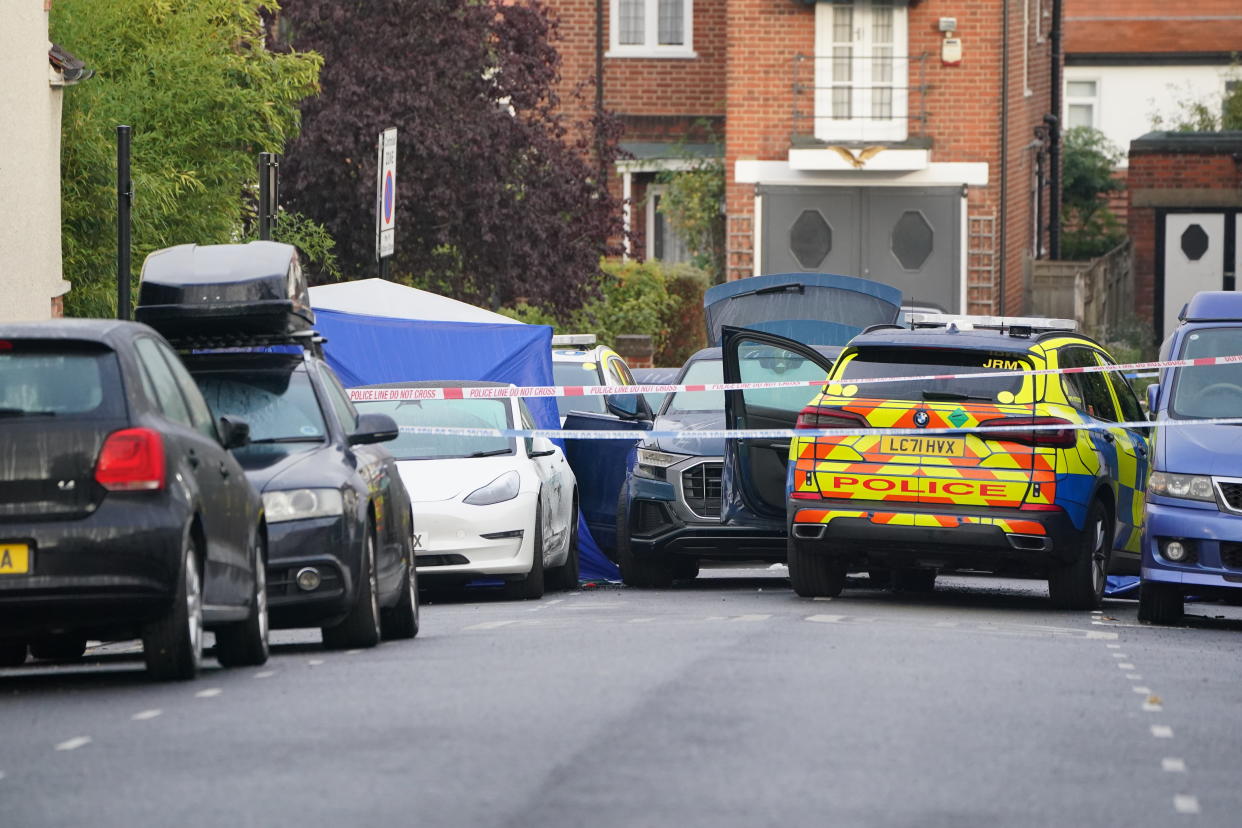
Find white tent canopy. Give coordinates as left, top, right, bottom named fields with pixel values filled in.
left=308, top=278, right=518, bottom=325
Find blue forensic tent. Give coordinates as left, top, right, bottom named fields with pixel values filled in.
left=309, top=279, right=619, bottom=582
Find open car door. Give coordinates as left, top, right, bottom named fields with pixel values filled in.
left=721, top=326, right=837, bottom=528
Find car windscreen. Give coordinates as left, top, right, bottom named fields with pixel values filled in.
left=356, top=397, right=515, bottom=460
left=194, top=367, right=327, bottom=443
left=1168, top=326, right=1242, bottom=419
left=665, top=355, right=828, bottom=414
left=0, top=341, right=125, bottom=420
left=834, top=347, right=1030, bottom=402
left=552, top=360, right=606, bottom=416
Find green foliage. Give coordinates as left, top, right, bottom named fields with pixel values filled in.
left=654, top=129, right=725, bottom=284
left=496, top=302, right=560, bottom=327
left=1150, top=66, right=1242, bottom=132
left=52, top=0, right=327, bottom=317
left=656, top=268, right=709, bottom=366
left=1061, top=127, right=1126, bottom=261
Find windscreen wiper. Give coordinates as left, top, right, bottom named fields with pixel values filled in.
left=249, top=436, right=325, bottom=444
left=0, top=408, right=55, bottom=418
left=921, top=390, right=994, bottom=402
left=732, top=283, right=805, bottom=299
left=467, top=448, right=512, bottom=458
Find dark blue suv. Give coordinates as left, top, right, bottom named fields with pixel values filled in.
left=1141, top=291, right=1242, bottom=623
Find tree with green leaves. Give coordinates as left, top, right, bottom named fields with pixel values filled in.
left=1150, top=69, right=1242, bottom=132
left=654, top=128, right=726, bottom=284
left=1061, top=126, right=1126, bottom=260
left=51, top=0, right=330, bottom=318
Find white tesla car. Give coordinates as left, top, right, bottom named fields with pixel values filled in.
left=350, top=381, right=578, bottom=599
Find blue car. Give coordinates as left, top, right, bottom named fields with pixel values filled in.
left=1140, top=291, right=1242, bottom=623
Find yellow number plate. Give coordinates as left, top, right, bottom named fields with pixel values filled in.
left=879, top=435, right=966, bottom=458
left=0, top=543, right=31, bottom=575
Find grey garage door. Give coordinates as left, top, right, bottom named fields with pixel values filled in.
left=759, top=186, right=962, bottom=312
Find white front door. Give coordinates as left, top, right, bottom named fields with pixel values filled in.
left=1162, top=213, right=1227, bottom=339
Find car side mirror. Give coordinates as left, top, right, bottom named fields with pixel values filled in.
left=218, top=416, right=250, bottom=450
left=605, top=392, right=652, bottom=422
left=1146, top=383, right=1160, bottom=416
left=349, top=412, right=399, bottom=445
left=528, top=435, right=557, bottom=458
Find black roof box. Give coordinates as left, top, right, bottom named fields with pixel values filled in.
left=135, top=241, right=314, bottom=338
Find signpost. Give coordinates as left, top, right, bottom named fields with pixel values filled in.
left=375, top=127, right=397, bottom=275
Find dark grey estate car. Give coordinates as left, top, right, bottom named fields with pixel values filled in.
left=0, top=319, right=268, bottom=680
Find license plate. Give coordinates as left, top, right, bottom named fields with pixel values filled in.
left=411, top=532, right=429, bottom=552
left=0, top=543, right=31, bottom=575
left=879, top=435, right=965, bottom=458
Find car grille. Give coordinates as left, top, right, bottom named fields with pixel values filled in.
left=633, top=501, right=673, bottom=535
left=1221, top=543, right=1242, bottom=570
left=1217, top=480, right=1242, bottom=512
left=417, top=554, right=470, bottom=567
left=682, top=463, right=723, bottom=519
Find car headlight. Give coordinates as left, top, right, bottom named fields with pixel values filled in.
left=464, top=470, right=521, bottom=506
left=1148, top=471, right=1216, bottom=502
left=263, top=488, right=345, bottom=523
left=635, top=448, right=688, bottom=480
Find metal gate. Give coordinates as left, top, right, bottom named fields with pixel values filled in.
left=759, top=186, right=962, bottom=312
left=1158, top=211, right=1242, bottom=340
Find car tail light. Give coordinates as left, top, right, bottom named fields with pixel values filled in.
left=1020, top=502, right=1063, bottom=512
left=95, top=428, right=166, bottom=492
left=796, top=406, right=867, bottom=431
left=976, top=416, right=1076, bottom=448
left=0, top=340, right=12, bottom=351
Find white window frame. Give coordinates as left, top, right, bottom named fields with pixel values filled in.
left=608, top=0, right=696, bottom=59
left=1065, top=78, right=1100, bottom=130
left=645, top=184, right=693, bottom=264
left=813, top=0, right=909, bottom=143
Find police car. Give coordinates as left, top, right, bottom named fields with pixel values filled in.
left=720, top=315, right=1149, bottom=609
left=550, top=335, right=637, bottom=423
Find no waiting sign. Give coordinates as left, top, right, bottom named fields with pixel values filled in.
left=375, top=127, right=397, bottom=260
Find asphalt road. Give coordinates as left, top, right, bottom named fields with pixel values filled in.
left=3, top=567, right=1242, bottom=827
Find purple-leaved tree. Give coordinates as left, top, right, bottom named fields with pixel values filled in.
left=275, top=0, right=622, bottom=313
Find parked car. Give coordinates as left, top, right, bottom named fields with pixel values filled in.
left=737, top=313, right=1148, bottom=609
left=551, top=334, right=637, bottom=423
left=631, top=366, right=680, bottom=414
left=137, top=241, right=419, bottom=649
left=1140, top=291, right=1242, bottom=623
left=616, top=273, right=902, bottom=587
left=351, top=382, right=579, bottom=598
left=0, top=319, right=268, bottom=679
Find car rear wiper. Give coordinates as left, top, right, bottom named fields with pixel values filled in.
left=467, top=448, right=512, bottom=458
left=921, top=390, right=995, bottom=402
left=249, top=436, right=325, bottom=444
left=0, top=408, right=55, bottom=418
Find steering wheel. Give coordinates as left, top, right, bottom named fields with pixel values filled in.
left=1197, top=382, right=1242, bottom=408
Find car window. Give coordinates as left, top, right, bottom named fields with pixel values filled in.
left=667, top=358, right=723, bottom=413
left=552, top=360, right=607, bottom=416
left=135, top=337, right=194, bottom=428
left=608, top=356, right=635, bottom=385
left=193, top=366, right=327, bottom=444
left=1105, top=366, right=1144, bottom=423
left=1059, top=347, right=1117, bottom=422
left=320, top=367, right=359, bottom=434
left=1168, top=326, right=1242, bottom=419
left=835, top=347, right=1031, bottom=402
left=156, top=342, right=218, bottom=440
left=355, top=396, right=514, bottom=460
left=0, top=340, right=124, bottom=420
left=518, top=399, right=536, bottom=455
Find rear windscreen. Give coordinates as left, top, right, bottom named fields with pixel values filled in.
left=835, top=347, right=1030, bottom=401
left=0, top=341, right=125, bottom=420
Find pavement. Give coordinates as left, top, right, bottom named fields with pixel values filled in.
left=3, top=566, right=1242, bottom=827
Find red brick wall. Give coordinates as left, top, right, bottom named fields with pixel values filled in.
left=1065, top=0, right=1242, bottom=55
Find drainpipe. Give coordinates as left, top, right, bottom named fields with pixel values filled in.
left=595, top=0, right=606, bottom=184
left=1048, top=0, right=1063, bottom=259
left=998, top=0, right=1010, bottom=312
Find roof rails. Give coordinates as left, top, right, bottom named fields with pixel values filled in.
left=908, top=313, right=1077, bottom=337
left=552, top=334, right=597, bottom=347
left=166, top=329, right=326, bottom=358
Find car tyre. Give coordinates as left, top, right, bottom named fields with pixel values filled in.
left=1138, top=580, right=1184, bottom=625
left=381, top=544, right=420, bottom=640
left=549, top=505, right=580, bottom=592
left=216, top=530, right=270, bottom=668
left=616, top=488, right=673, bottom=588
left=867, top=569, right=892, bottom=589
left=788, top=540, right=845, bottom=598
left=143, top=532, right=203, bottom=681
left=0, top=643, right=28, bottom=668
left=323, top=525, right=382, bottom=649
left=506, top=506, right=546, bottom=600
left=1049, top=499, right=1110, bottom=610
left=673, top=557, right=700, bottom=581
left=892, top=569, right=936, bottom=593
left=30, top=636, right=88, bottom=661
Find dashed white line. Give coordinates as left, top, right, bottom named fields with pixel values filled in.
left=812, top=596, right=834, bottom=602
left=1085, top=630, right=1119, bottom=639
left=1112, top=653, right=1128, bottom=659
left=194, top=688, right=222, bottom=699
left=932, top=621, right=959, bottom=628
left=1127, top=673, right=1143, bottom=680
left=1118, top=662, right=1136, bottom=670
left=1143, top=702, right=1164, bottom=713
left=733, top=614, right=771, bottom=622
left=308, top=659, right=325, bottom=666
left=131, top=709, right=162, bottom=721
left=806, top=614, right=847, bottom=624
left=1106, top=643, right=1121, bottom=649
left=463, top=620, right=517, bottom=631
left=1162, top=757, right=1187, bottom=773
left=1173, top=795, right=1201, bottom=815
left=1151, top=725, right=1174, bottom=738
left=255, top=670, right=275, bottom=679
left=1132, top=686, right=1152, bottom=695
left=345, top=649, right=362, bottom=655
left=54, top=737, right=91, bottom=752
left=627, top=617, right=656, bottom=624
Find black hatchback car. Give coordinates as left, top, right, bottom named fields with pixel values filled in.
left=0, top=320, right=268, bottom=680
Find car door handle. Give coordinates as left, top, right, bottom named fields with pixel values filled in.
left=187, top=449, right=200, bottom=468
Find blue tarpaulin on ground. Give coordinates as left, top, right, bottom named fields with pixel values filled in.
left=307, top=283, right=619, bottom=582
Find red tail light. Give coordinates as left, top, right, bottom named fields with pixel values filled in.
left=1020, top=502, right=1063, bottom=512
left=977, top=416, right=1076, bottom=448
left=796, top=406, right=867, bottom=430
left=95, top=428, right=166, bottom=492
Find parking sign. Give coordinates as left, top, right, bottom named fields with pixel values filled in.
left=376, top=127, right=397, bottom=260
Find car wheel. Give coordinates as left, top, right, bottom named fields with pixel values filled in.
left=1138, top=580, right=1184, bottom=625
left=892, top=569, right=936, bottom=593
left=381, top=539, right=420, bottom=640
left=216, top=530, right=270, bottom=668
left=30, top=636, right=88, bottom=661
left=143, top=532, right=203, bottom=681
left=0, top=643, right=28, bottom=668
left=788, top=540, right=845, bottom=598
left=1048, top=499, right=1110, bottom=610
left=323, top=525, right=382, bottom=649
left=549, top=506, right=581, bottom=592
left=673, top=557, right=700, bottom=581
left=867, top=569, right=892, bottom=589
left=506, top=506, right=546, bottom=600
left=616, top=488, right=672, bottom=588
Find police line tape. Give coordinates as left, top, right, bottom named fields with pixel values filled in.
left=348, top=353, right=1242, bottom=402
left=394, top=416, right=1242, bottom=441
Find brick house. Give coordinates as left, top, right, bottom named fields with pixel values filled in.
left=553, top=0, right=1059, bottom=315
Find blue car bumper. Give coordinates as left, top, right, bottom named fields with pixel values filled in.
left=1143, top=498, right=1242, bottom=594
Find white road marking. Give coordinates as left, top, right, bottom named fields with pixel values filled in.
left=255, top=670, right=275, bottom=679
left=1118, top=662, right=1136, bottom=670
left=1106, top=643, right=1121, bottom=649
left=1127, top=674, right=1143, bottom=680
left=194, top=688, right=222, bottom=698
left=1112, top=653, right=1127, bottom=659
left=464, top=620, right=518, bottom=631
left=1173, top=795, right=1201, bottom=815
left=627, top=617, right=656, bottom=623
left=932, top=621, right=959, bottom=628
left=308, top=659, right=325, bottom=666
left=1143, top=702, right=1164, bottom=712
left=1132, top=686, right=1152, bottom=694
left=345, top=649, right=362, bottom=655
left=733, top=614, right=771, bottom=622
left=131, top=709, right=162, bottom=721
left=1085, top=630, right=1119, bottom=639
left=812, top=596, right=834, bottom=602
left=806, top=614, right=847, bottom=623
left=1151, top=725, right=1174, bottom=738
left=1091, top=609, right=1103, bottom=615
left=1162, top=757, right=1187, bottom=773
left=54, top=737, right=91, bottom=752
